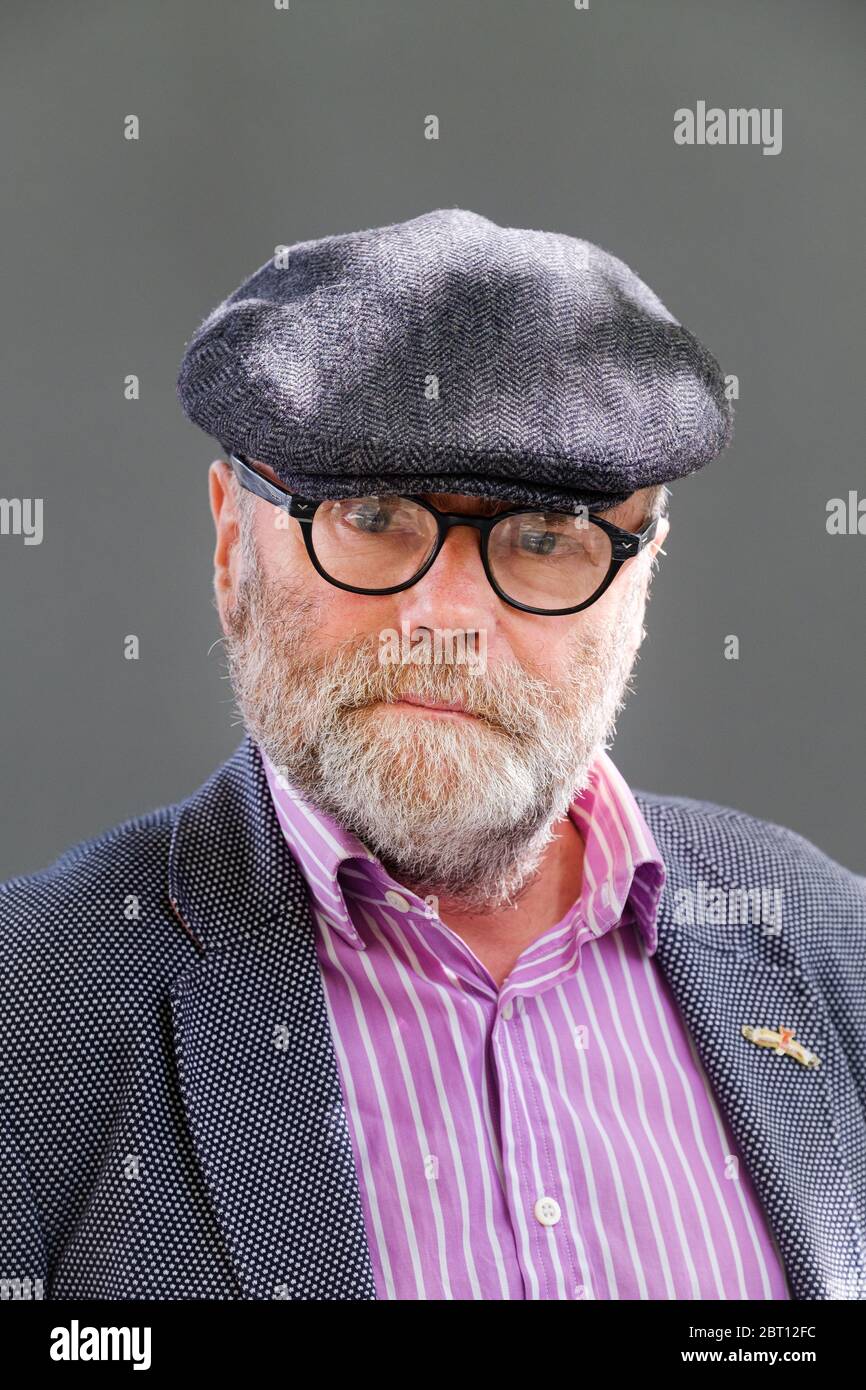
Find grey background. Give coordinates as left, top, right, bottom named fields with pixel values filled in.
left=1, top=0, right=863, bottom=879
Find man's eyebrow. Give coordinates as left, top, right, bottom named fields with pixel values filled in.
left=473, top=499, right=521, bottom=517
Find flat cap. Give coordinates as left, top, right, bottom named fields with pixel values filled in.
left=177, top=207, right=733, bottom=513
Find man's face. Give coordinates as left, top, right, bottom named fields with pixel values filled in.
left=209, top=459, right=669, bottom=912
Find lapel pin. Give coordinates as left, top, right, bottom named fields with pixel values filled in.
left=741, top=1025, right=821, bottom=1069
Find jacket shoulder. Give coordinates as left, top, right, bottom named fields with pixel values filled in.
left=632, top=785, right=866, bottom=926
left=0, top=739, right=267, bottom=985
left=0, top=800, right=179, bottom=913
left=1, top=802, right=175, bottom=891
left=0, top=800, right=199, bottom=1016
left=633, top=789, right=861, bottom=872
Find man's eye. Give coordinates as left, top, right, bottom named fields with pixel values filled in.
left=518, top=529, right=558, bottom=556
left=345, top=503, right=392, bottom=533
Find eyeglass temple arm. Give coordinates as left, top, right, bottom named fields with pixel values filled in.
left=228, top=452, right=317, bottom=518
left=604, top=513, right=660, bottom=560
left=636, top=515, right=660, bottom=548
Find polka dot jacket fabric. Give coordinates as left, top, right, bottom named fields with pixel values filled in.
left=0, top=735, right=864, bottom=1300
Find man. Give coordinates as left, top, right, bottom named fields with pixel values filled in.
left=1, top=209, right=864, bottom=1301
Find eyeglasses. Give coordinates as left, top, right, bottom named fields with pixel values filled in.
left=228, top=452, right=660, bottom=617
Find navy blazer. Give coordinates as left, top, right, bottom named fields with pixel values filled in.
left=1, top=736, right=864, bottom=1300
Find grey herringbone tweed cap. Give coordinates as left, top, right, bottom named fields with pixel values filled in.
left=177, top=207, right=733, bottom=513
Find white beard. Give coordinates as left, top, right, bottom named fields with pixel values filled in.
left=223, top=528, right=650, bottom=912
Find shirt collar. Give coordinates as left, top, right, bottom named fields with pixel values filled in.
left=567, top=749, right=666, bottom=955
left=260, top=746, right=666, bottom=956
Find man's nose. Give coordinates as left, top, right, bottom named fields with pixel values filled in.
left=393, top=521, right=502, bottom=635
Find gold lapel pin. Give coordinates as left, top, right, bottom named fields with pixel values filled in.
left=741, top=1025, right=821, bottom=1069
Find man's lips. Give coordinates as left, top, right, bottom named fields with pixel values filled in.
left=356, top=695, right=508, bottom=733
left=384, top=694, right=475, bottom=716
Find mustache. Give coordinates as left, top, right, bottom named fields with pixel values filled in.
left=310, top=637, right=573, bottom=739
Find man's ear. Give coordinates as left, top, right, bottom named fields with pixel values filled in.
left=208, top=459, right=244, bottom=626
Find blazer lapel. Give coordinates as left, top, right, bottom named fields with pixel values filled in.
left=652, top=884, right=866, bottom=1300
left=167, top=736, right=377, bottom=1300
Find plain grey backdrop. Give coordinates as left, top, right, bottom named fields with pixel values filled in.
left=1, top=0, right=863, bottom=879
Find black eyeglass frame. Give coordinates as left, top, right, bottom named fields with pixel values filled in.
left=228, top=451, right=660, bottom=617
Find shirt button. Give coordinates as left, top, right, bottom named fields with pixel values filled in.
left=384, top=890, right=410, bottom=912
left=534, top=1196, right=562, bottom=1227
left=501, top=1000, right=514, bottom=1020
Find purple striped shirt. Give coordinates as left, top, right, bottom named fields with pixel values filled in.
left=262, top=747, right=790, bottom=1300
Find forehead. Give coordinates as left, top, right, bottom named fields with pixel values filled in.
left=423, top=493, right=534, bottom=516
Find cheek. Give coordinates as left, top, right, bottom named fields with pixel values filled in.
left=507, top=582, right=638, bottom=681
left=507, top=612, right=586, bottom=682
left=254, top=511, right=313, bottom=589
left=255, top=516, right=398, bottom=643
